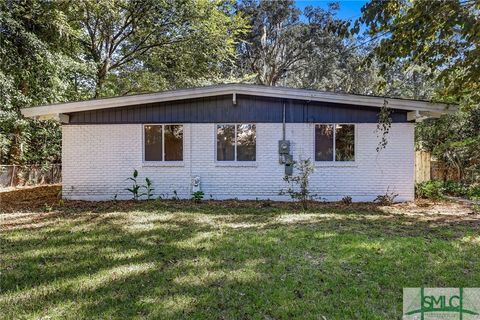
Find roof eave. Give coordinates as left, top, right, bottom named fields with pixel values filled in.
left=21, top=84, right=456, bottom=119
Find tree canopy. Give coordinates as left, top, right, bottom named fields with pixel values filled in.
left=359, top=0, right=479, bottom=182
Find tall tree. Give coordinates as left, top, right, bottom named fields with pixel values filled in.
left=0, top=0, right=246, bottom=164
left=236, top=0, right=371, bottom=91
left=359, top=0, right=480, bottom=182
left=0, top=0, right=80, bottom=164
left=359, top=0, right=479, bottom=105
left=292, top=6, right=377, bottom=95
left=236, top=0, right=308, bottom=86
left=75, top=0, right=247, bottom=97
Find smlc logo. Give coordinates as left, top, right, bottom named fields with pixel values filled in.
left=404, top=288, right=480, bottom=320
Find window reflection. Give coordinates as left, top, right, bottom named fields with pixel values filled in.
left=216, top=124, right=256, bottom=161
left=335, top=124, right=355, bottom=161
left=217, top=125, right=235, bottom=161
left=315, top=124, right=334, bottom=161
left=144, top=125, right=162, bottom=161
left=236, top=124, right=256, bottom=161
left=165, top=125, right=183, bottom=161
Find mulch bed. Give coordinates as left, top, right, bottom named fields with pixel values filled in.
left=1, top=184, right=478, bottom=217
left=0, top=185, right=61, bottom=212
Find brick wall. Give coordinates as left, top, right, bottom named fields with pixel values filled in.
left=62, top=123, right=414, bottom=202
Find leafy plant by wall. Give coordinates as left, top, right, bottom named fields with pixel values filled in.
left=375, top=99, right=392, bottom=152
left=280, top=158, right=317, bottom=209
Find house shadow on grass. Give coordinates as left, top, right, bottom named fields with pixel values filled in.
left=1, top=200, right=480, bottom=319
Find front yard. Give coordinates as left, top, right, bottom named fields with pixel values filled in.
left=1, top=188, right=479, bottom=319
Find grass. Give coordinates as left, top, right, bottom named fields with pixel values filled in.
left=1, top=199, right=480, bottom=319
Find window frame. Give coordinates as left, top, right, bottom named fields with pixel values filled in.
left=314, top=123, right=356, bottom=164
left=142, top=124, right=185, bottom=165
left=214, top=123, right=257, bottom=164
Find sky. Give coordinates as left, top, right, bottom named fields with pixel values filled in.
left=295, top=0, right=368, bottom=21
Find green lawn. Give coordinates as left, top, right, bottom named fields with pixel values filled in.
left=1, top=200, right=479, bottom=319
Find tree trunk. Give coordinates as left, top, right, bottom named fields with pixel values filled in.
left=95, top=60, right=110, bottom=98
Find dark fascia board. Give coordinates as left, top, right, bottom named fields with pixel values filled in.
left=21, top=84, right=456, bottom=119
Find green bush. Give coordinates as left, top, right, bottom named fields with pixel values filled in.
left=415, top=180, right=444, bottom=199
left=467, top=185, right=480, bottom=201
left=442, top=180, right=468, bottom=197
left=191, top=191, right=204, bottom=202
left=416, top=180, right=480, bottom=201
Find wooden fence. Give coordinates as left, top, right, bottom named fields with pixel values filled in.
left=0, top=164, right=61, bottom=189
left=415, top=151, right=431, bottom=183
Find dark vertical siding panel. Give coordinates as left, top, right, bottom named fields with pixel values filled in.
left=145, top=104, right=151, bottom=122
left=133, top=106, right=140, bottom=122
left=214, top=97, right=223, bottom=122
left=248, top=96, right=255, bottom=122
left=332, top=106, right=342, bottom=123
left=255, top=97, right=261, bottom=122
left=231, top=96, right=241, bottom=121
left=154, top=104, right=160, bottom=122
left=163, top=103, right=169, bottom=123
left=128, top=107, right=134, bottom=122
left=121, top=108, right=127, bottom=123
left=214, top=97, right=221, bottom=122
left=168, top=103, right=174, bottom=122
left=140, top=105, right=146, bottom=122
left=67, top=95, right=409, bottom=124
left=188, top=100, right=195, bottom=122
left=176, top=100, right=185, bottom=123
left=200, top=98, right=206, bottom=122
left=114, top=108, right=120, bottom=122
left=292, top=100, right=304, bottom=122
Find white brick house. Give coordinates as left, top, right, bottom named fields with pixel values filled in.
left=22, top=84, right=453, bottom=202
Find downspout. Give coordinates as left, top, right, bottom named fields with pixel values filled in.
left=282, top=101, right=286, bottom=140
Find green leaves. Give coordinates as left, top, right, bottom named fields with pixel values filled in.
left=71, top=0, right=248, bottom=97
left=125, top=170, right=155, bottom=200
left=359, top=0, right=480, bottom=106
left=1, top=0, right=249, bottom=165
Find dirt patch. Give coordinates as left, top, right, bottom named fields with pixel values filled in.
left=386, top=199, right=478, bottom=216
left=0, top=184, right=61, bottom=213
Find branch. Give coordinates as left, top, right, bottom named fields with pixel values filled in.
left=110, top=38, right=187, bottom=70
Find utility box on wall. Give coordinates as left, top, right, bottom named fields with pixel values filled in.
left=284, top=161, right=294, bottom=175
left=279, top=140, right=293, bottom=175
left=278, top=140, right=290, bottom=154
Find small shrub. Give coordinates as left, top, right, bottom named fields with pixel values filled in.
left=467, top=185, right=480, bottom=201
left=125, top=170, right=154, bottom=200
left=415, top=180, right=444, bottom=200
left=341, top=196, right=352, bottom=205
left=171, top=190, right=179, bottom=201
left=374, top=189, right=398, bottom=205
left=416, top=180, right=480, bottom=201
left=126, top=169, right=141, bottom=200
left=143, top=177, right=154, bottom=200
left=443, top=180, right=468, bottom=197
left=280, top=158, right=317, bottom=209
left=191, top=191, right=204, bottom=202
